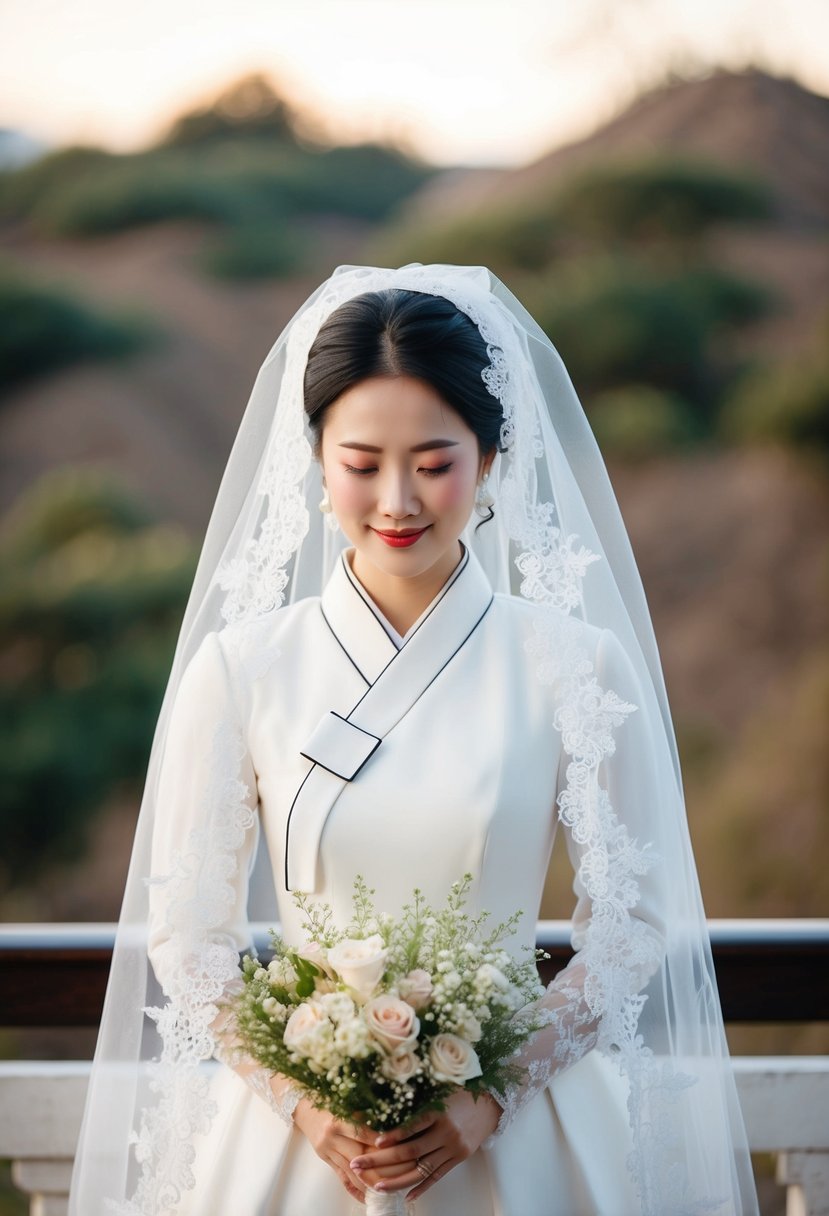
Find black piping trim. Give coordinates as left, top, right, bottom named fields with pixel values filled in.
left=285, top=760, right=316, bottom=889
left=285, top=545, right=480, bottom=891
left=341, top=556, right=402, bottom=650
left=319, top=604, right=371, bottom=687
left=299, top=712, right=381, bottom=781
left=340, top=544, right=470, bottom=656
left=345, top=547, right=473, bottom=721
left=346, top=593, right=494, bottom=730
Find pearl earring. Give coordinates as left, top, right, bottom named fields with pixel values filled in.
left=474, top=473, right=495, bottom=517
left=318, top=484, right=339, bottom=532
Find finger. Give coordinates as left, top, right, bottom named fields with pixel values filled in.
left=405, top=1153, right=456, bottom=1201
left=352, top=1159, right=412, bottom=1191
left=373, top=1111, right=436, bottom=1147
left=373, top=1151, right=453, bottom=1196
left=337, top=1170, right=366, bottom=1205
left=351, top=1128, right=444, bottom=1173
left=332, top=1155, right=369, bottom=1198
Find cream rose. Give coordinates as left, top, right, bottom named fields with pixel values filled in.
left=380, top=1046, right=420, bottom=1083
left=398, top=968, right=433, bottom=1011
left=283, top=1001, right=326, bottom=1054
left=326, top=934, right=388, bottom=1002
left=428, top=1033, right=482, bottom=1084
left=364, top=996, right=420, bottom=1052
left=297, top=940, right=336, bottom=979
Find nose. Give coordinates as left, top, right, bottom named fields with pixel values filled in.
left=378, top=468, right=420, bottom=519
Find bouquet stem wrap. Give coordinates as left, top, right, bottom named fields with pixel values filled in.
left=363, top=1188, right=413, bottom=1216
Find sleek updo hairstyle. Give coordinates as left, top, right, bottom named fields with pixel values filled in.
left=303, top=288, right=505, bottom=459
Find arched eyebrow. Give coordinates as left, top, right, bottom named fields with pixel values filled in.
left=337, top=440, right=460, bottom=453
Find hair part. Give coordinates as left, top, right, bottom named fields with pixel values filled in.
left=303, top=288, right=505, bottom=463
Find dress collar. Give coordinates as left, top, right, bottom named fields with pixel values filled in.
left=319, top=544, right=487, bottom=687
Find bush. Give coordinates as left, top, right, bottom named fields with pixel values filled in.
left=0, top=144, right=111, bottom=224
left=548, top=156, right=774, bottom=243
left=377, top=154, right=774, bottom=273
left=529, top=256, right=775, bottom=413
left=0, top=470, right=195, bottom=884
left=5, top=136, right=433, bottom=241
left=159, top=72, right=297, bottom=148
left=199, top=218, right=309, bottom=279
left=588, top=384, right=701, bottom=459
left=719, top=353, right=829, bottom=452
left=0, top=264, right=157, bottom=396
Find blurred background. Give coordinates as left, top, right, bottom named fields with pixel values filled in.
left=0, top=1, right=827, bottom=1204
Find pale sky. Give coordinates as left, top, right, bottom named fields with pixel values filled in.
left=1, top=0, right=828, bottom=166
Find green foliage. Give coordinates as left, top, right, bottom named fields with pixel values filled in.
left=378, top=154, right=774, bottom=272
left=529, top=257, right=775, bottom=412
left=719, top=324, right=829, bottom=452
left=159, top=72, right=297, bottom=148
left=232, top=875, right=547, bottom=1131
left=0, top=263, right=157, bottom=396
left=298, top=143, right=434, bottom=222
left=0, top=144, right=111, bottom=224
left=0, top=73, right=433, bottom=275
left=198, top=218, right=308, bottom=280
left=373, top=198, right=558, bottom=278
left=588, top=384, right=701, bottom=459
left=548, top=156, right=774, bottom=243
left=0, top=469, right=195, bottom=885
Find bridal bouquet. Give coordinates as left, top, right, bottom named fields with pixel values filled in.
left=226, top=874, right=549, bottom=1214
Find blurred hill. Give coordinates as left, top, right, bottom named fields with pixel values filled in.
left=433, top=68, right=829, bottom=225
left=0, top=67, right=827, bottom=924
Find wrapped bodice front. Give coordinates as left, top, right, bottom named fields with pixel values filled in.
left=241, top=547, right=568, bottom=949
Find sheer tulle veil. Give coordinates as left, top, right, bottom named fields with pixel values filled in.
left=68, top=263, right=758, bottom=1215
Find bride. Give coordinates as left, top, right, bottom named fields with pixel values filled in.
left=68, top=263, right=758, bottom=1215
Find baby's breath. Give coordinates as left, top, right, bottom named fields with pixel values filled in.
left=226, top=873, right=548, bottom=1131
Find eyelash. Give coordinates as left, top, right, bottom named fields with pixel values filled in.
left=343, top=463, right=453, bottom=478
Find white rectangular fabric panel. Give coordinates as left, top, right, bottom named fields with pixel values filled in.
left=299, top=710, right=381, bottom=780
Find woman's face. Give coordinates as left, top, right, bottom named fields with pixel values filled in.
left=319, top=374, right=493, bottom=596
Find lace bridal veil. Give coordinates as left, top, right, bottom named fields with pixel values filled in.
left=68, top=263, right=758, bottom=1215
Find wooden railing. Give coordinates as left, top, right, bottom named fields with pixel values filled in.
left=1, top=918, right=827, bottom=1025
left=1, top=920, right=828, bottom=1215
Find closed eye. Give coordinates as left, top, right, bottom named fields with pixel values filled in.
left=420, top=463, right=453, bottom=477
left=343, top=465, right=376, bottom=475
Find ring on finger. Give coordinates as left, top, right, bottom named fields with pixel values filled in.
left=415, top=1157, right=434, bottom=1180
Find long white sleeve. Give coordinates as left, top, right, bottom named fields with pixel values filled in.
left=482, top=626, right=667, bottom=1144
left=145, top=631, right=302, bottom=1125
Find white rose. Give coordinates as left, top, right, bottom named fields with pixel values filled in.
left=364, top=996, right=420, bottom=1052
left=398, top=969, right=433, bottom=1011
left=326, top=934, right=388, bottom=1002
left=283, top=1001, right=327, bottom=1054
left=428, top=1033, right=482, bottom=1085
left=380, top=1046, right=420, bottom=1082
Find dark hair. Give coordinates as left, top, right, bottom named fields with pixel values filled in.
left=303, top=288, right=505, bottom=458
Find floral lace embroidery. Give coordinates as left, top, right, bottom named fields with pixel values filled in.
left=105, top=710, right=258, bottom=1215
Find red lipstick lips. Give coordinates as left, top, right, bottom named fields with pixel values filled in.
left=372, top=527, right=429, bottom=548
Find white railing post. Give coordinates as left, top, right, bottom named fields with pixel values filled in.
left=776, top=1152, right=829, bottom=1216
left=0, top=1057, right=828, bottom=1213
left=0, top=1062, right=89, bottom=1216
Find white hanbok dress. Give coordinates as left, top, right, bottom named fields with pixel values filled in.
left=146, top=544, right=663, bottom=1216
